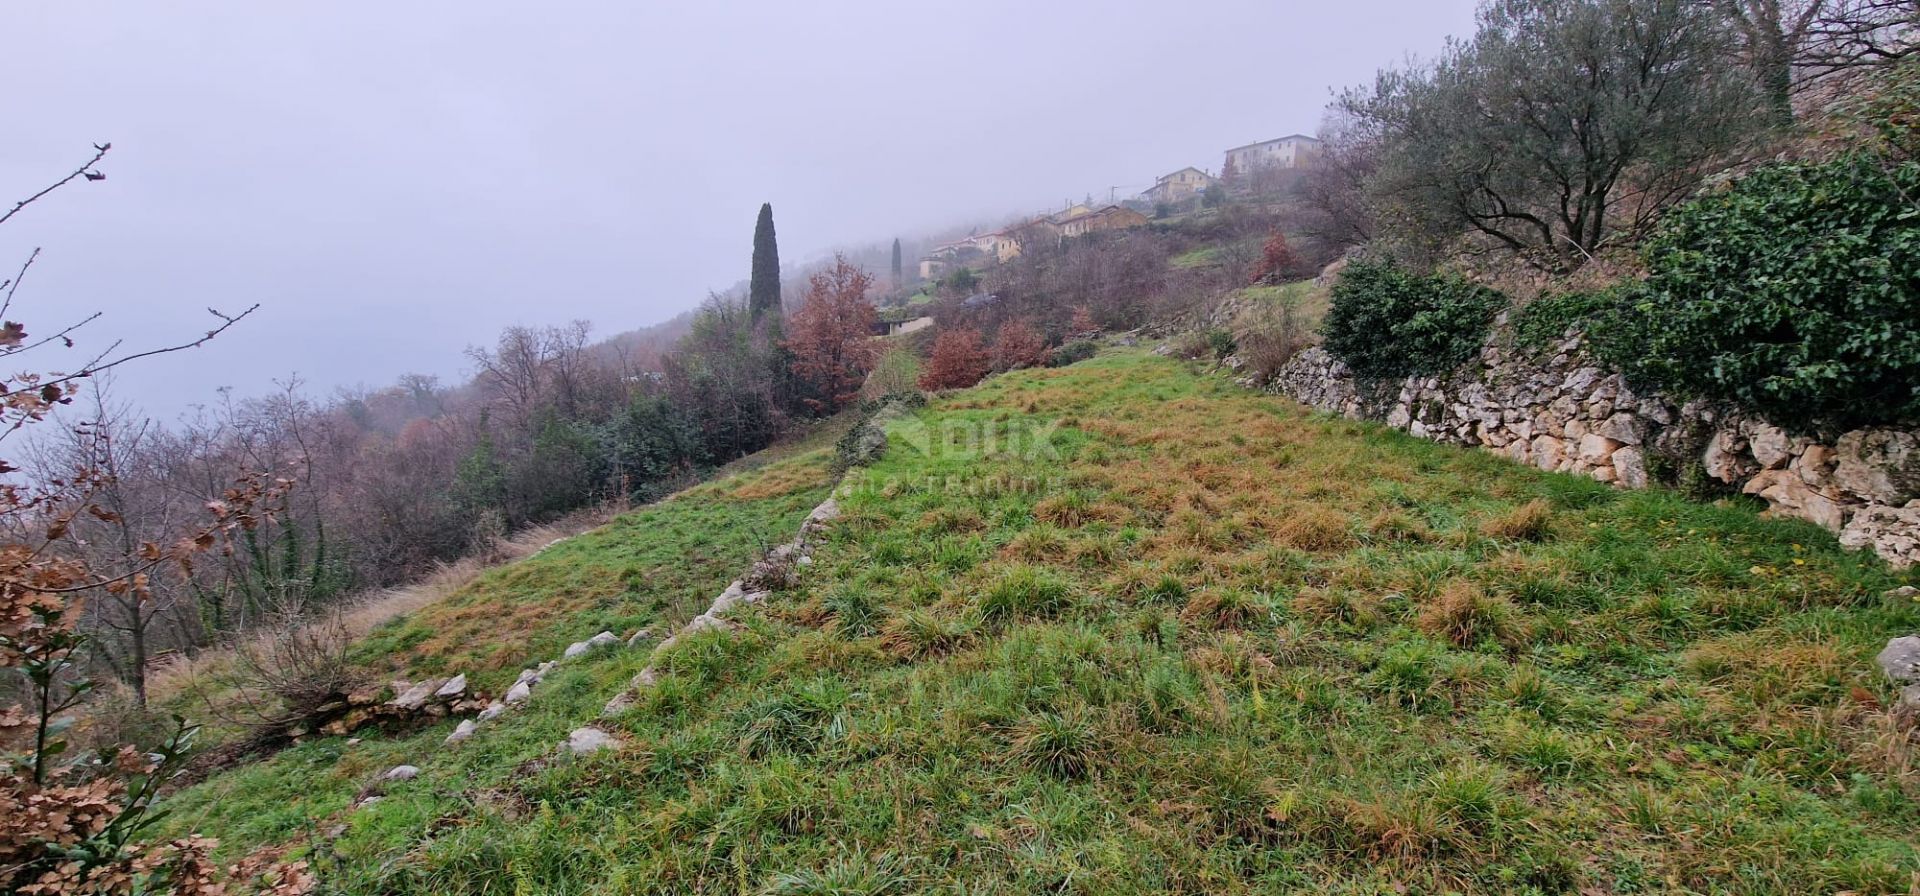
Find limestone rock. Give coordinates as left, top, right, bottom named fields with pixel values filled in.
left=444, top=719, right=477, bottom=745
left=1702, top=429, right=1755, bottom=483
left=434, top=674, right=467, bottom=699
left=1840, top=503, right=1920, bottom=569
left=587, top=631, right=620, bottom=649
left=1878, top=636, right=1920, bottom=683
left=477, top=701, right=506, bottom=722
left=504, top=680, right=534, bottom=705
left=391, top=678, right=444, bottom=711
left=1612, top=446, right=1649, bottom=490
left=563, top=640, right=591, bottom=659
left=382, top=764, right=420, bottom=782
left=1531, top=435, right=1567, bottom=472
left=1746, top=422, right=1793, bottom=469
left=1834, top=430, right=1920, bottom=504
left=1577, top=434, right=1622, bottom=463
left=565, top=727, right=618, bottom=755
left=1887, top=586, right=1919, bottom=601
left=1595, top=413, right=1645, bottom=446
left=625, top=628, right=653, bottom=648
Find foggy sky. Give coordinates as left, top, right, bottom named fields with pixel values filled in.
left=2, top=1, right=1477, bottom=418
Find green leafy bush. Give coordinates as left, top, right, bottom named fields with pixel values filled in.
left=1509, top=291, right=1615, bottom=352
left=1049, top=339, right=1098, bottom=367
left=1322, top=259, right=1505, bottom=378
left=1608, top=153, right=1920, bottom=432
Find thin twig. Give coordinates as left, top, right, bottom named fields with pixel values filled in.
left=0, top=144, right=110, bottom=229
left=1, top=248, right=41, bottom=320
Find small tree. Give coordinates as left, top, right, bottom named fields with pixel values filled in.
left=861, top=345, right=923, bottom=401
left=749, top=203, right=782, bottom=319
left=890, top=238, right=903, bottom=290
left=1068, top=306, right=1100, bottom=336
left=785, top=255, right=878, bottom=414
left=992, top=319, right=1050, bottom=372
left=1340, top=0, right=1763, bottom=269
left=919, top=328, right=992, bottom=390
left=1249, top=230, right=1302, bottom=285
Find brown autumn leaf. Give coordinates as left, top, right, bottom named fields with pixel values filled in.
left=0, top=321, right=25, bottom=347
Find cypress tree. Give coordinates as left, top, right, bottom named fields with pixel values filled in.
left=749, top=203, right=781, bottom=319
left=890, top=237, right=903, bottom=287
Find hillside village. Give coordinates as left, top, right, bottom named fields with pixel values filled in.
left=6, top=2, right=1920, bottom=895
left=917, top=134, right=1323, bottom=283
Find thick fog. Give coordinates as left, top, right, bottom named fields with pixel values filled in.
left=1, top=1, right=1475, bottom=416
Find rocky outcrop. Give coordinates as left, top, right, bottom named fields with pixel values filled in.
left=1264, top=332, right=1920, bottom=568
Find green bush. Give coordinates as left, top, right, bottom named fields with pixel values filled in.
left=1608, top=153, right=1920, bottom=432
left=1322, top=258, right=1505, bottom=378
left=1509, top=291, right=1615, bottom=352
left=1049, top=340, right=1097, bottom=367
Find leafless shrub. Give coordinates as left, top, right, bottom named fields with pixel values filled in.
left=1230, top=299, right=1311, bottom=385
left=193, top=608, right=364, bottom=732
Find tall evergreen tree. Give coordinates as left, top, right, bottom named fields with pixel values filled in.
left=749, top=203, right=782, bottom=319
left=890, top=237, right=903, bottom=287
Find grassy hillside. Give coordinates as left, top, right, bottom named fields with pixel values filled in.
left=166, top=350, right=1919, bottom=895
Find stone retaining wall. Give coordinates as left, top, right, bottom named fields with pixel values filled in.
left=1263, top=333, right=1920, bottom=568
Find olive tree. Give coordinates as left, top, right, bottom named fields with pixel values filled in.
left=1341, top=0, right=1764, bottom=270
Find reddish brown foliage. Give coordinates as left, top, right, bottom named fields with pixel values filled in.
left=1068, top=306, right=1100, bottom=336
left=919, top=328, right=992, bottom=391
left=1249, top=230, right=1302, bottom=285
left=992, top=319, right=1050, bottom=372
left=785, top=254, right=878, bottom=414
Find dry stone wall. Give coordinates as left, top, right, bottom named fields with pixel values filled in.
left=1264, top=331, right=1920, bottom=568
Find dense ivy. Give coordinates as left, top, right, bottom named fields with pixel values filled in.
left=1609, top=153, right=1920, bottom=432
left=1322, top=258, right=1506, bottom=378
left=1509, top=290, right=1616, bottom=351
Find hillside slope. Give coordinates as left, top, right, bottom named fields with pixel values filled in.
left=167, top=350, right=1919, bottom=895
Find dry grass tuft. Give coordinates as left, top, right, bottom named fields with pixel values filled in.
left=1273, top=506, right=1355, bottom=552
left=1416, top=580, right=1528, bottom=649
left=1478, top=499, right=1555, bottom=542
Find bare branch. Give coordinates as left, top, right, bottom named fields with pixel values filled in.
left=0, top=144, right=110, bottom=228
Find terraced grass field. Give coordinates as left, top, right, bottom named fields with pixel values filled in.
left=165, top=350, right=1920, bottom=895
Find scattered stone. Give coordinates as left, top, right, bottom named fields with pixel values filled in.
left=382, top=765, right=420, bottom=782
left=565, top=727, right=618, bottom=755
left=434, top=674, right=467, bottom=699
left=504, top=680, right=534, bottom=705
left=356, top=795, right=383, bottom=809
left=1877, top=636, right=1920, bottom=684
left=477, top=701, right=506, bottom=722
left=390, top=678, right=445, bottom=711
left=346, top=737, right=362, bottom=746
left=625, top=628, right=653, bottom=648
left=587, top=631, right=620, bottom=649
left=1887, top=586, right=1919, bottom=601
left=563, top=640, right=592, bottom=659
left=445, top=719, right=477, bottom=745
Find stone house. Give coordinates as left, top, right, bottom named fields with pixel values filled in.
left=1222, top=134, right=1322, bottom=177
left=1142, top=167, right=1216, bottom=205
left=1054, top=205, right=1149, bottom=239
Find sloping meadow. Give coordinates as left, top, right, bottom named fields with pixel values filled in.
left=168, top=352, right=1919, bottom=894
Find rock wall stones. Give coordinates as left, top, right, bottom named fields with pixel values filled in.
left=1264, top=333, right=1920, bottom=568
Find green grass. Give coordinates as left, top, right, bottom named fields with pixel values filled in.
left=162, top=351, right=1920, bottom=894
left=1171, top=246, right=1223, bottom=270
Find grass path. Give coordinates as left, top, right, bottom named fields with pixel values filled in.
left=166, top=350, right=1920, bottom=895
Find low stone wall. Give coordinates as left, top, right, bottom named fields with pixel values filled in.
left=1264, top=333, right=1920, bottom=568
